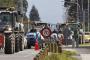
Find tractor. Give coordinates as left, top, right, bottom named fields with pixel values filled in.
left=0, top=7, right=24, bottom=54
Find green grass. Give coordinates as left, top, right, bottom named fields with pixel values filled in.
left=44, top=50, right=77, bottom=60
left=80, top=43, right=90, bottom=46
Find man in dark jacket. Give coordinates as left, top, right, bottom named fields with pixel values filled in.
left=73, top=29, right=79, bottom=48
left=63, top=25, right=71, bottom=45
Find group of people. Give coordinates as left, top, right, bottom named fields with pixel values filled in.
left=63, top=25, right=79, bottom=47
left=51, top=24, right=79, bottom=48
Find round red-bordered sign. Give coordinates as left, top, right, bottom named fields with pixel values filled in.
left=40, top=27, right=52, bottom=38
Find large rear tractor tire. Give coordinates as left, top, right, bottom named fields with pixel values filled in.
left=4, top=34, right=15, bottom=54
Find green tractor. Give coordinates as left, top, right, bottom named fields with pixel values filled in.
left=0, top=7, right=24, bottom=54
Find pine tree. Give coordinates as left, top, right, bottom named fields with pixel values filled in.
left=29, top=5, right=40, bottom=21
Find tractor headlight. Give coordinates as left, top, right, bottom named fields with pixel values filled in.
left=5, top=25, right=12, bottom=31
left=8, top=27, right=12, bottom=31
left=4, top=27, right=12, bottom=33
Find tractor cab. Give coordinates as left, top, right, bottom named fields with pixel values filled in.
left=0, top=7, right=25, bottom=53
left=0, top=7, right=17, bottom=32
left=0, top=8, right=17, bottom=49
left=67, top=22, right=80, bottom=31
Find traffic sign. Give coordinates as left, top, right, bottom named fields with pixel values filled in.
left=40, top=27, right=52, bottom=38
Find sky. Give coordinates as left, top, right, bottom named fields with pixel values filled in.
left=26, top=0, right=67, bottom=24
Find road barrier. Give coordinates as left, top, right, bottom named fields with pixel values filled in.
left=33, top=42, right=62, bottom=60
left=33, top=46, right=48, bottom=60
left=47, top=42, right=62, bottom=53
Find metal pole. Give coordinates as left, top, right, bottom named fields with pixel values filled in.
left=81, top=0, right=84, bottom=44
left=82, top=0, right=85, bottom=32
left=77, top=0, right=79, bottom=22
left=20, top=0, right=23, bottom=22
left=88, top=0, right=90, bottom=32
left=81, top=10, right=85, bottom=44
left=83, top=10, right=85, bottom=33
left=76, top=0, right=80, bottom=48
left=19, top=0, right=23, bottom=13
left=19, top=0, right=24, bottom=32
left=28, top=19, right=29, bottom=32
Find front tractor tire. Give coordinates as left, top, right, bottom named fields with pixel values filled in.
left=19, top=35, right=24, bottom=51
left=4, top=33, right=15, bottom=54
left=15, top=36, right=20, bottom=52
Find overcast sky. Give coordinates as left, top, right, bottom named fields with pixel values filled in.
left=26, top=0, right=66, bottom=24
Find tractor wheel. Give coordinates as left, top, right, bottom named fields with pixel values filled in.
left=19, top=37, right=24, bottom=51
left=15, top=37, right=20, bottom=52
left=4, top=34, right=15, bottom=54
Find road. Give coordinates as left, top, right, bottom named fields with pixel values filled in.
left=0, top=49, right=40, bottom=60
left=63, top=46, right=90, bottom=60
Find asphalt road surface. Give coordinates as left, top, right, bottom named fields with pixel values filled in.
left=63, top=46, right=90, bottom=60
left=0, top=49, right=40, bottom=60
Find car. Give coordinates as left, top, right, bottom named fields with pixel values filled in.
left=26, top=29, right=43, bottom=49
left=83, top=32, right=90, bottom=43
left=26, top=32, right=37, bottom=48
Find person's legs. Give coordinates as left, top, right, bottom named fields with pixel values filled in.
left=75, top=37, right=79, bottom=48
left=76, top=39, right=79, bottom=48
left=72, top=39, right=75, bottom=48
left=64, top=38, right=68, bottom=46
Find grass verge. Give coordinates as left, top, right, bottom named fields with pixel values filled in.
left=80, top=43, right=90, bottom=46
left=44, top=50, right=78, bottom=60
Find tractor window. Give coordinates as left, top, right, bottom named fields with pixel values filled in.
left=68, top=24, right=79, bottom=31
left=0, top=12, right=12, bottom=24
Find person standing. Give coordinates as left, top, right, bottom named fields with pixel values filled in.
left=73, top=29, right=79, bottom=48
left=63, top=25, right=71, bottom=45
left=70, top=30, right=76, bottom=48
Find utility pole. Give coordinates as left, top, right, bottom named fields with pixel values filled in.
left=88, top=0, right=90, bottom=32
left=16, top=0, right=23, bottom=22
left=28, top=19, right=30, bottom=32
left=82, top=0, right=84, bottom=32
left=76, top=0, right=79, bottom=48
left=20, top=0, right=23, bottom=15
left=19, top=0, right=23, bottom=22
left=16, top=0, right=23, bottom=14
left=77, top=0, right=79, bottom=22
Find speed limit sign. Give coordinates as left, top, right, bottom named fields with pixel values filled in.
left=40, top=27, right=52, bottom=38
